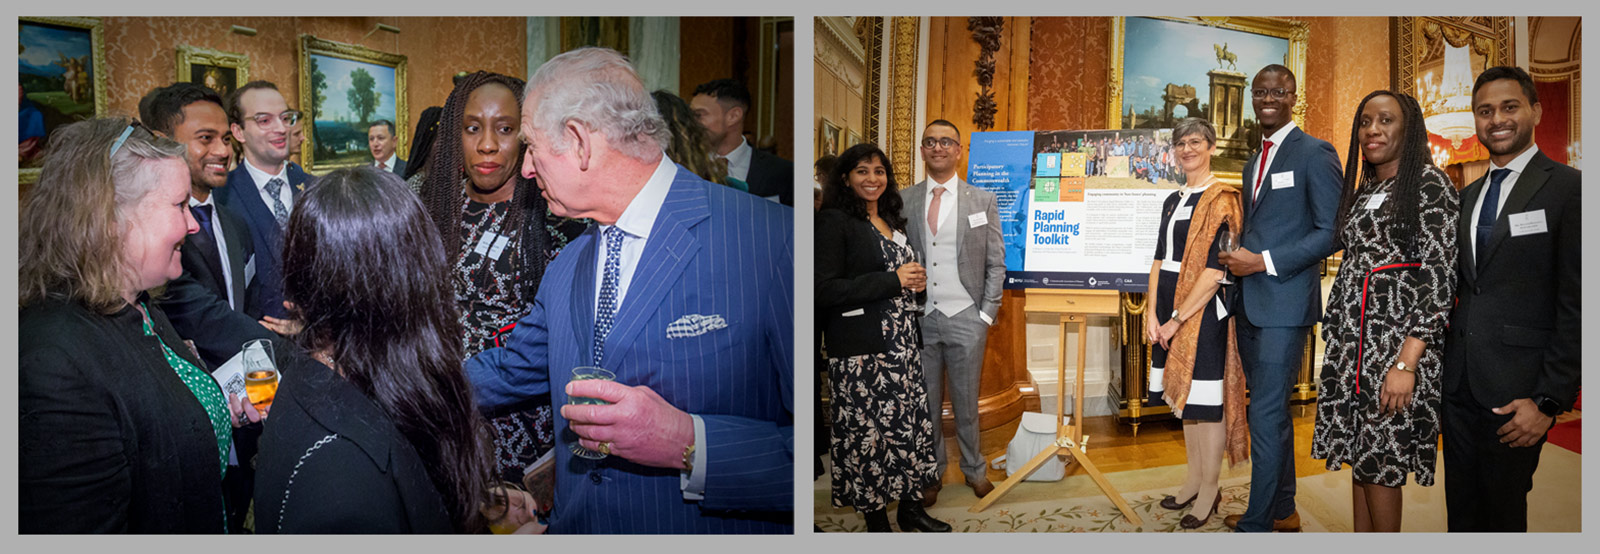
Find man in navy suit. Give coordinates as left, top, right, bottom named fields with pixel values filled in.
left=1218, top=64, right=1342, bottom=532
left=367, top=119, right=406, bottom=176
left=1442, top=66, right=1581, bottom=532
left=466, top=47, right=792, bottom=534
left=214, top=80, right=312, bottom=321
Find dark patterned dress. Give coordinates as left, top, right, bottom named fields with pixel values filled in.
left=1312, top=166, right=1458, bottom=487
left=1145, top=187, right=1230, bottom=421
left=455, top=196, right=586, bottom=483
left=828, top=230, right=939, bottom=512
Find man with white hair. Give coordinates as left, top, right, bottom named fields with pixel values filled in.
left=465, top=47, right=793, bottom=534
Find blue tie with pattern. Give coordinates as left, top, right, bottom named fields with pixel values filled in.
left=264, top=177, right=290, bottom=230
left=593, top=226, right=626, bottom=365
left=1476, top=168, right=1511, bottom=267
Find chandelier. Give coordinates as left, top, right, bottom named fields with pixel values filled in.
left=1417, top=43, right=1476, bottom=150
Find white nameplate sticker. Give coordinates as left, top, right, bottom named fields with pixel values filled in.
left=1175, top=205, right=1194, bottom=220
left=488, top=233, right=512, bottom=260
left=1509, top=209, right=1548, bottom=236
left=1364, top=193, right=1388, bottom=210
left=244, top=255, right=256, bottom=284
left=841, top=308, right=865, bottom=317
left=968, top=212, right=988, bottom=228
left=1271, top=171, right=1295, bottom=189
left=473, top=231, right=498, bottom=256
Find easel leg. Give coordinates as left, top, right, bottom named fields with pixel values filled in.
left=968, top=445, right=1062, bottom=513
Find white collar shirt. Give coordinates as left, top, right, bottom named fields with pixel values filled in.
left=593, top=155, right=676, bottom=317
left=375, top=152, right=396, bottom=171
left=1471, top=143, right=1541, bottom=252
left=242, top=157, right=293, bottom=216
left=187, top=193, right=235, bottom=309
left=722, top=138, right=753, bottom=182
left=925, top=174, right=959, bottom=235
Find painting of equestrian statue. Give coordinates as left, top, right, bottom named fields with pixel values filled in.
left=19, top=17, right=104, bottom=170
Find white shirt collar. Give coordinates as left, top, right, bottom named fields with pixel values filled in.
left=929, top=173, right=958, bottom=192
left=376, top=152, right=396, bottom=169
left=1490, top=143, right=1540, bottom=175
left=188, top=193, right=214, bottom=208
left=242, top=157, right=288, bottom=187
left=606, top=155, right=677, bottom=240
left=1263, top=120, right=1297, bottom=146
left=723, top=137, right=752, bottom=163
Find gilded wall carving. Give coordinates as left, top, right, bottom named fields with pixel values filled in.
left=888, top=16, right=920, bottom=186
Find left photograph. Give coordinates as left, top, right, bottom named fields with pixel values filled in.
left=16, top=16, right=797, bottom=534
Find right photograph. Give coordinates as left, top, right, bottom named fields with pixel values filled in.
left=812, top=16, right=1582, bottom=533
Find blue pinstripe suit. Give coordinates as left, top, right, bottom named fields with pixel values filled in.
left=466, top=166, right=794, bottom=534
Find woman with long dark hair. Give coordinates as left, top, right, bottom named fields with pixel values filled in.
left=254, top=167, right=496, bottom=533
left=420, top=71, right=586, bottom=485
left=1312, top=90, right=1458, bottom=531
left=816, top=143, right=948, bottom=532
left=403, top=105, right=443, bottom=193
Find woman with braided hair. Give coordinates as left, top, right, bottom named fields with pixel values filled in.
left=403, top=105, right=443, bottom=194
left=1312, top=90, right=1458, bottom=532
left=420, top=71, right=586, bottom=486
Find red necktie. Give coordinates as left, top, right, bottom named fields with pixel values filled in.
left=1253, top=140, right=1274, bottom=200
left=928, top=187, right=945, bottom=236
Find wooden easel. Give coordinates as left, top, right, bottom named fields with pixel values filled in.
left=968, top=289, right=1142, bottom=526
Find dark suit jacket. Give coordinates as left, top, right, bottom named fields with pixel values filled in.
left=20, top=295, right=228, bottom=533
left=745, top=148, right=794, bottom=206
left=1238, top=126, right=1343, bottom=327
left=384, top=156, right=408, bottom=177
left=214, top=161, right=314, bottom=319
left=815, top=208, right=906, bottom=358
left=467, top=165, right=793, bottom=533
left=1443, top=150, right=1581, bottom=411
left=182, top=200, right=261, bottom=318
left=254, top=352, right=453, bottom=534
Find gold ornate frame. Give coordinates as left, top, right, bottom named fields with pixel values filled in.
left=818, top=118, right=841, bottom=158
left=1107, top=16, right=1309, bottom=184
left=296, top=34, right=408, bottom=172
left=176, top=45, right=250, bottom=92
left=1391, top=17, right=1513, bottom=99
left=19, top=16, right=107, bottom=185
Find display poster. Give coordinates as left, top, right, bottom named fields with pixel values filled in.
left=967, top=129, right=1183, bottom=291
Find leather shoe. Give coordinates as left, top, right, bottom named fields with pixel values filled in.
left=1179, top=492, right=1221, bottom=529
left=1223, top=511, right=1301, bottom=532
left=897, top=502, right=952, bottom=532
left=922, top=483, right=941, bottom=507
left=1160, top=492, right=1198, bottom=511
left=966, top=477, right=995, bottom=499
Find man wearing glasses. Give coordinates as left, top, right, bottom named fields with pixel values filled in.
left=900, top=119, right=1005, bottom=507
left=1218, top=64, right=1342, bottom=532
left=215, top=80, right=312, bottom=320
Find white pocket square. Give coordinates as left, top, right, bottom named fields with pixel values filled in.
left=666, top=314, right=727, bottom=339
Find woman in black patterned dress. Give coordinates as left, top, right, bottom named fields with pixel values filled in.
left=421, top=72, right=586, bottom=485
left=1312, top=91, right=1458, bottom=532
left=816, top=143, right=948, bottom=532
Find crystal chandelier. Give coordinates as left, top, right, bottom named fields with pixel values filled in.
left=1418, top=43, right=1476, bottom=150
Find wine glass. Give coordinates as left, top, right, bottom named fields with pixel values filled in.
left=1217, top=231, right=1240, bottom=285
left=567, top=366, right=616, bottom=460
left=241, top=339, right=278, bottom=413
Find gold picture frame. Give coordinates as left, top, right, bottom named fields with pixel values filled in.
left=818, top=118, right=842, bottom=158
left=296, top=34, right=408, bottom=172
left=19, top=16, right=108, bottom=186
left=1107, top=16, right=1309, bottom=184
left=177, top=45, right=250, bottom=98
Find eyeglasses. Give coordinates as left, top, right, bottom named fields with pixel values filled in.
left=1172, top=137, right=1211, bottom=151
left=1251, top=88, right=1293, bottom=100
left=250, top=110, right=304, bottom=129
left=108, top=120, right=150, bottom=158
left=921, top=137, right=959, bottom=150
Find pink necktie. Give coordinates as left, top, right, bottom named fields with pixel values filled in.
left=1253, top=140, right=1274, bottom=200
left=928, top=187, right=945, bottom=236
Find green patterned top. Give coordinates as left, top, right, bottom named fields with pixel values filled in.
left=140, top=303, right=232, bottom=477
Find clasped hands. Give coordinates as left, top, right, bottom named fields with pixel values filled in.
left=1217, top=248, right=1265, bottom=277
left=1144, top=313, right=1181, bottom=349
left=562, top=380, right=695, bottom=470
left=896, top=262, right=927, bottom=293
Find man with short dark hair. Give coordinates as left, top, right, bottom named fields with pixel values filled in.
left=691, top=78, right=793, bottom=206
left=1442, top=65, right=1580, bottom=532
left=368, top=119, right=405, bottom=175
left=1219, top=64, right=1342, bottom=533
left=215, top=80, right=313, bottom=320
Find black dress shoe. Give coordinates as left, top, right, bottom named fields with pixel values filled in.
left=1160, top=492, right=1198, bottom=511
left=1179, top=492, right=1222, bottom=530
left=896, top=501, right=952, bottom=532
left=864, top=508, right=892, bottom=532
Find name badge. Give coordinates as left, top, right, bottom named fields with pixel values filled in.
left=968, top=212, right=988, bottom=228
left=841, top=308, right=865, bottom=317
left=488, top=233, right=512, bottom=260
left=1509, top=209, right=1548, bottom=236
left=1364, top=193, right=1387, bottom=210
left=1271, top=171, right=1295, bottom=189
left=473, top=231, right=498, bottom=256
left=1175, top=205, right=1194, bottom=220
left=244, top=254, right=256, bottom=284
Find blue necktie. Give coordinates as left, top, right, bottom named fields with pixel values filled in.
left=593, top=226, right=626, bottom=365
left=1476, top=168, right=1511, bottom=266
left=190, top=204, right=216, bottom=244
left=264, top=178, right=290, bottom=230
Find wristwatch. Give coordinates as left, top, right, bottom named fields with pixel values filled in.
left=1171, top=309, right=1184, bottom=324
left=682, top=442, right=697, bottom=473
left=1393, top=360, right=1412, bottom=373
left=1532, top=394, right=1562, bottom=417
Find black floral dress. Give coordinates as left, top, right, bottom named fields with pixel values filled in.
left=828, top=230, right=939, bottom=512
left=1312, top=166, right=1458, bottom=487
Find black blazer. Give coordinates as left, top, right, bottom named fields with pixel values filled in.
left=181, top=200, right=261, bottom=320
left=815, top=208, right=906, bottom=358
left=746, top=148, right=794, bottom=206
left=254, top=352, right=454, bottom=534
left=153, top=269, right=279, bottom=371
left=19, top=295, right=228, bottom=533
left=1443, top=151, right=1581, bottom=411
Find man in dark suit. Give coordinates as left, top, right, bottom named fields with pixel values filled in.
left=466, top=47, right=792, bottom=534
left=214, top=80, right=313, bottom=321
left=1443, top=66, right=1580, bottom=532
left=691, top=78, right=793, bottom=206
left=368, top=119, right=406, bottom=176
left=1218, top=64, right=1342, bottom=533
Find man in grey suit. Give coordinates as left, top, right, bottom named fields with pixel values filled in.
left=901, top=119, right=1005, bottom=505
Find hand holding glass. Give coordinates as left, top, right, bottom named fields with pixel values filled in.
left=241, top=339, right=278, bottom=414
left=568, top=366, right=616, bottom=460
left=1217, top=231, right=1240, bottom=285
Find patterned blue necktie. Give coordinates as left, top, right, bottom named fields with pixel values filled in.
left=264, top=177, right=291, bottom=230
left=593, top=226, right=626, bottom=365
left=1476, top=168, right=1511, bottom=266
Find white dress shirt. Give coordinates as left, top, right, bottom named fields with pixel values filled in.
left=374, top=152, right=397, bottom=172
left=588, top=155, right=708, bottom=499
left=188, top=194, right=235, bottom=309
left=925, top=174, right=959, bottom=235
left=1470, top=144, right=1540, bottom=251
left=1254, top=120, right=1298, bottom=277
left=720, top=137, right=753, bottom=182
left=242, top=157, right=293, bottom=218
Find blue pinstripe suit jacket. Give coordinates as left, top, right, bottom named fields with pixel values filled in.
left=466, top=166, right=794, bottom=534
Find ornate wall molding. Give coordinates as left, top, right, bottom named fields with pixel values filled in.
left=969, top=17, right=1003, bottom=131
left=888, top=16, right=921, bottom=187
left=858, top=17, right=883, bottom=145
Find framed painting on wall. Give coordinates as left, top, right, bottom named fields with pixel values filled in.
left=1108, top=16, right=1308, bottom=182
left=846, top=128, right=862, bottom=150
left=177, top=45, right=250, bottom=99
left=818, top=118, right=841, bottom=158
left=297, top=34, right=408, bottom=171
left=19, top=16, right=107, bottom=185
